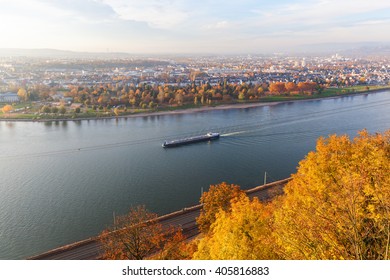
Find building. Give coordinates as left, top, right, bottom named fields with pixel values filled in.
left=0, top=92, right=20, bottom=103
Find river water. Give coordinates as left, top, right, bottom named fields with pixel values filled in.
left=0, top=91, right=389, bottom=259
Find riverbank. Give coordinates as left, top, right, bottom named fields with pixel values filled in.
left=1, top=86, right=389, bottom=122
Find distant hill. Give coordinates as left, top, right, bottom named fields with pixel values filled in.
left=343, top=45, right=390, bottom=57
left=0, top=48, right=133, bottom=59
left=295, top=42, right=390, bottom=56
left=1, top=44, right=390, bottom=58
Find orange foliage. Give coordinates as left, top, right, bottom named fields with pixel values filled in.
left=99, top=205, right=192, bottom=260
left=99, top=205, right=165, bottom=260
left=1, top=104, right=13, bottom=114
left=269, top=82, right=287, bottom=94
left=285, top=82, right=298, bottom=92
left=297, top=81, right=317, bottom=93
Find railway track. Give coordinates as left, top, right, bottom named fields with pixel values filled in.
left=29, top=178, right=291, bottom=260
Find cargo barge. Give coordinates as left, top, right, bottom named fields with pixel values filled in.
left=162, top=132, right=220, bottom=148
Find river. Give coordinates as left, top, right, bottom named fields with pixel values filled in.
left=0, top=91, right=389, bottom=259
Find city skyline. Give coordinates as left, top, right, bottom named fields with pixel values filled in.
left=1, top=0, right=390, bottom=54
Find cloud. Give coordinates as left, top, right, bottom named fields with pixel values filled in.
left=203, top=20, right=230, bottom=30
left=1, top=0, right=389, bottom=53
left=35, top=0, right=116, bottom=24
left=246, top=0, right=390, bottom=43
left=100, top=0, right=189, bottom=29
left=0, top=0, right=72, bottom=20
left=252, top=0, right=390, bottom=27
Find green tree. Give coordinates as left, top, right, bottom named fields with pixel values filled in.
left=148, top=101, right=156, bottom=109
left=51, top=107, right=59, bottom=114
left=59, top=106, right=66, bottom=115
left=41, top=105, right=51, bottom=114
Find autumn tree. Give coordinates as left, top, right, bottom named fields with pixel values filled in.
left=17, top=88, right=29, bottom=102
left=97, top=94, right=110, bottom=105
left=193, top=196, right=279, bottom=260
left=269, top=82, right=286, bottom=94
left=175, top=91, right=184, bottom=105
left=274, top=129, right=390, bottom=259
left=196, top=182, right=246, bottom=234
left=155, top=229, right=194, bottom=260
left=113, top=107, right=119, bottom=116
left=297, top=81, right=317, bottom=94
left=99, top=205, right=189, bottom=260
left=238, top=91, right=246, bottom=100
left=257, top=86, right=264, bottom=96
left=285, top=82, right=298, bottom=93
left=1, top=104, right=13, bottom=115
left=99, top=205, right=165, bottom=260
left=157, top=87, right=165, bottom=104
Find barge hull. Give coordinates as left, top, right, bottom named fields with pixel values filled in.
left=163, top=133, right=220, bottom=148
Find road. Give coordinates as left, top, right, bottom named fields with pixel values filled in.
left=29, top=178, right=290, bottom=260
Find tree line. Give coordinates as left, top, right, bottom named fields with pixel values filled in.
left=14, top=80, right=322, bottom=110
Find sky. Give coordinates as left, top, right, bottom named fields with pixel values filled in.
left=0, top=0, right=390, bottom=54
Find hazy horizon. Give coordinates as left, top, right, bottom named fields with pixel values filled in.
left=1, top=0, right=390, bottom=54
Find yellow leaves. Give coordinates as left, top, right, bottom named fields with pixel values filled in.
left=113, top=107, right=119, bottom=116
left=194, top=196, right=278, bottom=260
left=196, top=182, right=245, bottom=234
left=17, top=88, right=28, bottom=101
left=192, top=130, right=389, bottom=260
left=274, top=129, right=390, bottom=259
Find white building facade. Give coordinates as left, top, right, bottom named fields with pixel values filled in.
left=0, top=92, right=20, bottom=103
